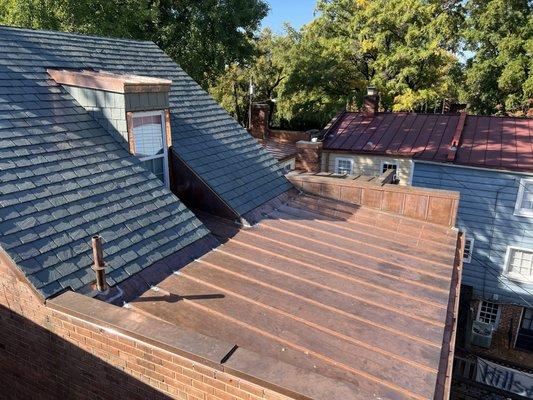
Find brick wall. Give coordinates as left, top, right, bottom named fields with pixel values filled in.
left=0, top=252, right=293, bottom=400
left=470, top=300, right=532, bottom=369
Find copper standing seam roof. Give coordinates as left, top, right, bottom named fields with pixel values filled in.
left=129, top=192, right=461, bottom=400
left=258, top=138, right=298, bottom=162
left=323, top=112, right=533, bottom=172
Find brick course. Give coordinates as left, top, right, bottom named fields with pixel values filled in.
left=0, top=254, right=292, bottom=400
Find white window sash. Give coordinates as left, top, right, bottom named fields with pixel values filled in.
left=380, top=161, right=399, bottom=173
left=463, top=236, right=474, bottom=264
left=476, top=301, right=500, bottom=326
left=504, top=245, right=533, bottom=284
left=132, top=110, right=170, bottom=188
left=514, top=178, right=533, bottom=217
left=334, top=157, right=354, bottom=174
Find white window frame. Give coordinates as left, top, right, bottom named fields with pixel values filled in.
left=514, top=178, right=533, bottom=217
left=504, top=245, right=533, bottom=284
left=476, top=300, right=501, bottom=326
left=132, top=110, right=170, bottom=188
left=334, top=157, right=354, bottom=175
left=463, top=236, right=474, bottom=264
left=380, top=160, right=399, bottom=181
left=280, top=159, right=295, bottom=174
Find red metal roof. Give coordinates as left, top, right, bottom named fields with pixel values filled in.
left=323, top=112, right=533, bottom=172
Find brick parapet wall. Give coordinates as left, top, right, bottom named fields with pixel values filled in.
left=0, top=251, right=302, bottom=400
left=470, top=300, right=532, bottom=369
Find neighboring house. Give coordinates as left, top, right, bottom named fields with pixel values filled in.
left=321, top=94, right=465, bottom=184
left=258, top=138, right=297, bottom=173
left=412, top=141, right=533, bottom=370
left=0, top=27, right=463, bottom=400
left=320, top=90, right=533, bottom=378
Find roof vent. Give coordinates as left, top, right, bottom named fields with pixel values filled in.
left=91, top=235, right=108, bottom=293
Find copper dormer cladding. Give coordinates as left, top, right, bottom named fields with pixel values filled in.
left=47, top=69, right=172, bottom=93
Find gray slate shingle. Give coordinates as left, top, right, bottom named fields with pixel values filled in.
left=0, top=26, right=220, bottom=299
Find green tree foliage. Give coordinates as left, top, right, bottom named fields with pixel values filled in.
left=463, top=0, right=532, bottom=115
left=0, top=0, right=268, bottom=88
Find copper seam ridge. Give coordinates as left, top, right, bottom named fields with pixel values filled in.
left=272, top=211, right=454, bottom=261
left=233, top=231, right=449, bottom=300
left=292, top=197, right=454, bottom=240
left=290, top=198, right=448, bottom=246
left=164, top=283, right=428, bottom=400
left=196, top=258, right=442, bottom=347
left=282, top=203, right=457, bottom=253
left=178, top=271, right=439, bottom=374
left=261, top=223, right=452, bottom=281
left=215, top=242, right=446, bottom=318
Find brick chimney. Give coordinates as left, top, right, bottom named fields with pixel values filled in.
left=296, top=140, right=323, bottom=173
left=363, top=86, right=379, bottom=117
left=250, top=103, right=270, bottom=139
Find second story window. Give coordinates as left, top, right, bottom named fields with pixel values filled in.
left=514, top=178, right=533, bottom=217
left=505, top=246, right=533, bottom=283
left=335, top=158, right=353, bottom=175
left=463, top=236, right=474, bottom=263
left=131, top=111, right=169, bottom=187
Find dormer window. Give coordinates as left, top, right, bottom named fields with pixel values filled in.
left=47, top=68, right=173, bottom=188
left=131, top=111, right=169, bottom=187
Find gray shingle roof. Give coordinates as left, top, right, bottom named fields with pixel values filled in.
left=0, top=26, right=291, bottom=217
left=0, top=26, right=230, bottom=298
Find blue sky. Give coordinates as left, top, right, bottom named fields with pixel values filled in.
left=261, top=0, right=317, bottom=33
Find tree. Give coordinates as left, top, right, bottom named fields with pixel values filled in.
left=210, top=29, right=287, bottom=126
left=463, top=0, right=532, bottom=115
left=0, top=0, right=269, bottom=88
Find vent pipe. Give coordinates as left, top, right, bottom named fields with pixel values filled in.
left=91, top=235, right=108, bottom=292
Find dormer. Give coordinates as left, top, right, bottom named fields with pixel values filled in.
left=47, top=69, right=173, bottom=187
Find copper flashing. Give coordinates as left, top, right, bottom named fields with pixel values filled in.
left=47, top=69, right=172, bottom=93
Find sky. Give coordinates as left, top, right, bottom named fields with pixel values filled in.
left=261, top=0, right=317, bottom=33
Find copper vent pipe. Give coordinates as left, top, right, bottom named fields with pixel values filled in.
left=91, top=235, right=108, bottom=292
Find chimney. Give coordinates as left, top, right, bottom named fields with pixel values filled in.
left=250, top=103, right=270, bottom=140
left=296, top=140, right=323, bottom=173
left=91, top=235, right=108, bottom=293
left=363, top=86, right=379, bottom=117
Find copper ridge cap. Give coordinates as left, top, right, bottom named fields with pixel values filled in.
left=47, top=68, right=172, bottom=93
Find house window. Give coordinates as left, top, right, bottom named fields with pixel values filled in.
left=463, top=236, right=474, bottom=264
left=516, top=308, right=533, bottom=351
left=505, top=246, right=533, bottom=283
left=131, top=111, right=169, bottom=187
left=514, top=178, right=533, bottom=217
left=477, top=301, right=500, bottom=325
left=335, top=158, right=353, bottom=175
left=381, top=161, right=398, bottom=174
left=280, top=159, right=295, bottom=174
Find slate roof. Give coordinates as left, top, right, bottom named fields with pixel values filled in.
left=323, top=112, right=533, bottom=172
left=0, top=25, right=291, bottom=216
left=131, top=192, right=461, bottom=400
left=0, top=26, right=249, bottom=298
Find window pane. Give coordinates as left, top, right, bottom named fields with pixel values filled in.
left=133, top=114, right=163, bottom=157
left=141, top=157, right=165, bottom=184
left=336, top=159, right=352, bottom=174
left=382, top=163, right=398, bottom=173
left=521, top=183, right=533, bottom=211
left=463, top=238, right=473, bottom=262
left=478, top=301, right=499, bottom=324
left=508, top=248, right=533, bottom=281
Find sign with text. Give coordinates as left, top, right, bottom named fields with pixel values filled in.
left=476, top=357, right=533, bottom=399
